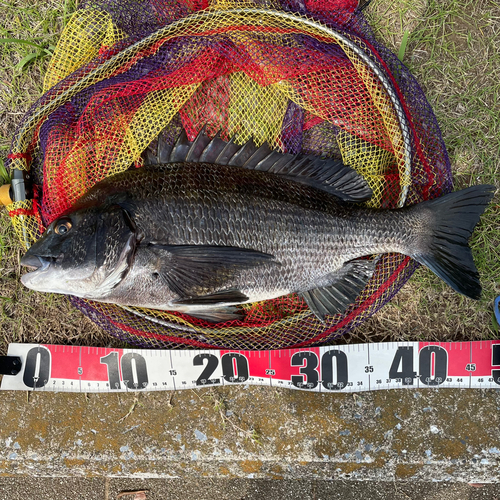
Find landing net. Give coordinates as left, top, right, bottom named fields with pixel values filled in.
left=6, top=0, right=452, bottom=349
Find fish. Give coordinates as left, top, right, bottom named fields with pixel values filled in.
left=20, top=128, right=495, bottom=323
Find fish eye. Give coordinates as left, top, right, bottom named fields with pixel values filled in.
left=54, top=218, right=72, bottom=235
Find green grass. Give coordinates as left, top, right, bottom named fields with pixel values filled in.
left=0, top=0, right=499, bottom=353
left=0, top=158, right=9, bottom=184
left=0, top=0, right=77, bottom=151
left=407, top=0, right=500, bottom=315
left=397, top=30, right=410, bottom=61
left=0, top=38, right=56, bottom=72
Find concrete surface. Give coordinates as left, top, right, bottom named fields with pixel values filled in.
left=0, top=477, right=498, bottom=500
left=0, top=385, right=499, bottom=486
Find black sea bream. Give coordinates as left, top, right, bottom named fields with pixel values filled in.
left=20, top=129, right=495, bottom=323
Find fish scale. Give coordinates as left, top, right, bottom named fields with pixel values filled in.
left=84, top=164, right=408, bottom=303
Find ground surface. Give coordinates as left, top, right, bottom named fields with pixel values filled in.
left=0, top=477, right=499, bottom=500
left=0, top=386, right=499, bottom=493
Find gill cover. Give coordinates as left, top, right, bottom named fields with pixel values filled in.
left=91, top=204, right=139, bottom=298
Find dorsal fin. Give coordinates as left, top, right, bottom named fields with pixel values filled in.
left=184, top=124, right=210, bottom=161
left=214, top=137, right=240, bottom=165
left=199, top=132, right=226, bottom=163
left=169, top=129, right=192, bottom=162
left=143, top=127, right=372, bottom=202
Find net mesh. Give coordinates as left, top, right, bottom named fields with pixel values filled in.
left=7, top=0, right=452, bottom=350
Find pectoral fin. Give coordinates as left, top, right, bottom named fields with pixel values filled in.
left=300, top=259, right=378, bottom=322
left=174, top=289, right=249, bottom=305
left=148, top=244, right=278, bottom=299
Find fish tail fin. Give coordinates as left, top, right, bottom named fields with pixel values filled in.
left=411, top=185, right=495, bottom=299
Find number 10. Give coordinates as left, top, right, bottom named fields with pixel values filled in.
left=100, top=352, right=149, bottom=390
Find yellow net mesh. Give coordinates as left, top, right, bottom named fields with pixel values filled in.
left=41, top=8, right=405, bottom=218
left=6, top=200, right=42, bottom=248
left=43, top=9, right=126, bottom=92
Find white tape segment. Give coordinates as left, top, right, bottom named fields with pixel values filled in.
left=2, top=341, right=500, bottom=393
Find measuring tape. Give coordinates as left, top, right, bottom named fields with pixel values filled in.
left=1, top=341, right=500, bottom=393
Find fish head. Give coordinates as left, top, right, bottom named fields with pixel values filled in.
left=20, top=204, right=138, bottom=299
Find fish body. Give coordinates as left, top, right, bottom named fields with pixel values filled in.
left=20, top=131, right=495, bottom=322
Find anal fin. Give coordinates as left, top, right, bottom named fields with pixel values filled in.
left=300, top=259, right=378, bottom=322
left=186, top=305, right=244, bottom=323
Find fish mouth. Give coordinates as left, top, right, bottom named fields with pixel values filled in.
left=20, top=254, right=55, bottom=272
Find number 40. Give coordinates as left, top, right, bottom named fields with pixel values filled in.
left=389, top=346, right=448, bottom=386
